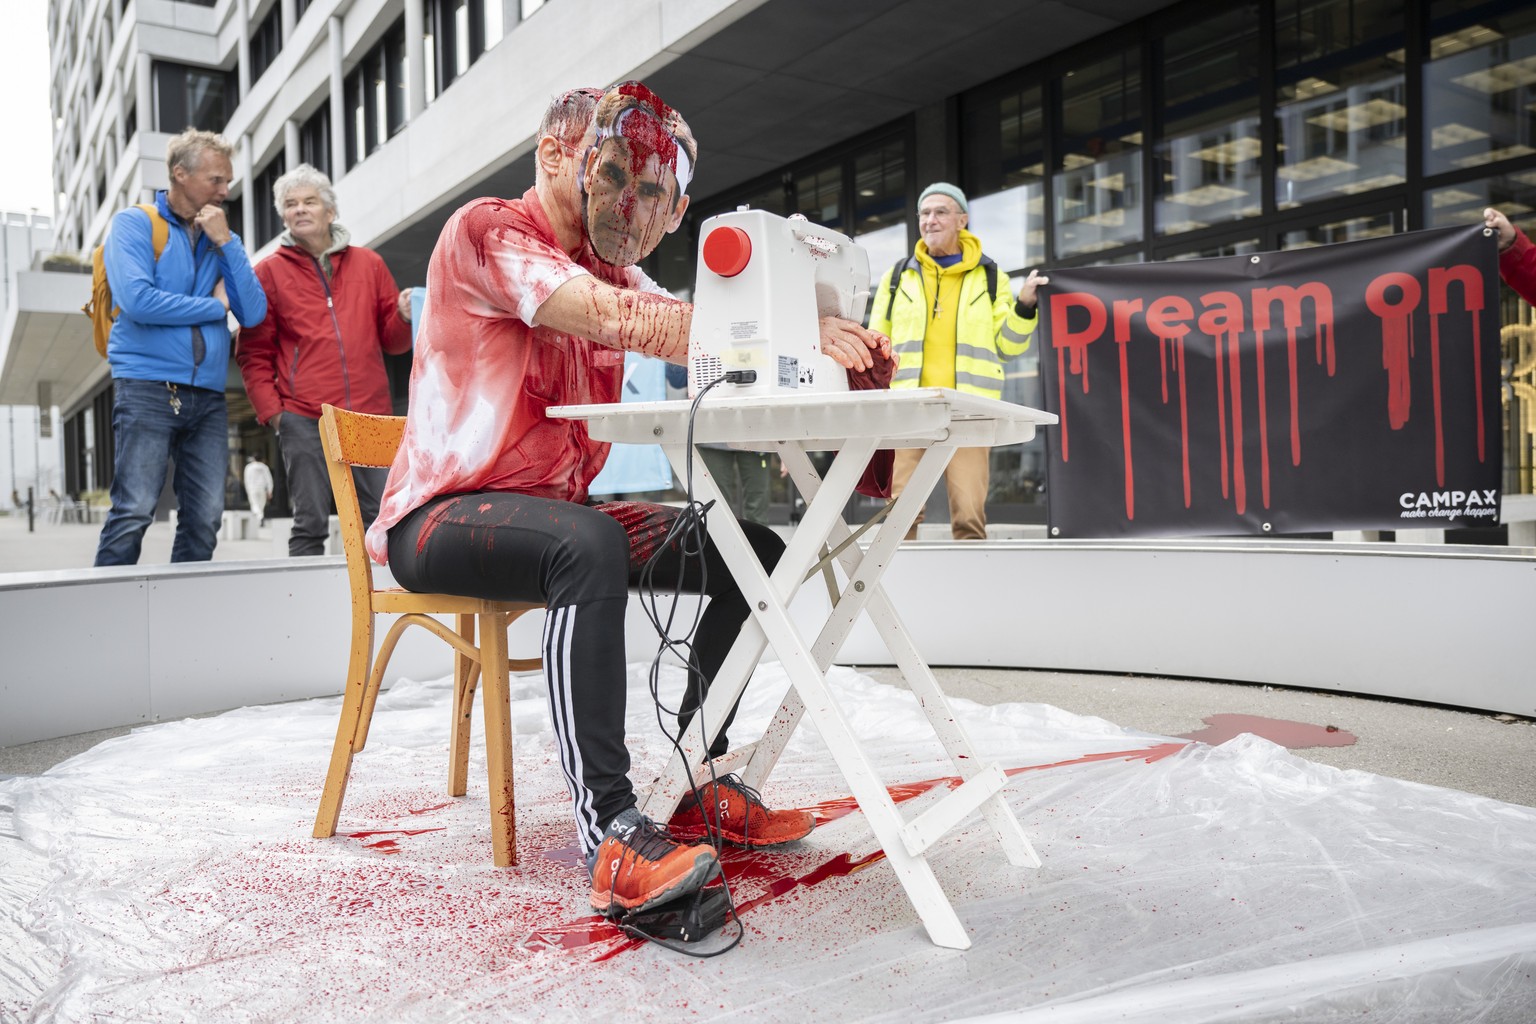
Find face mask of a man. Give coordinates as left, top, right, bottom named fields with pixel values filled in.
left=581, top=106, right=691, bottom=267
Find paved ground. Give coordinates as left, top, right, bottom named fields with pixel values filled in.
left=2, top=509, right=1532, bottom=806
left=0, top=506, right=276, bottom=571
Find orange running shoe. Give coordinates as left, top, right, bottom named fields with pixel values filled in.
left=588, top=809, right=719, bottom=916
left=668, top=774, right=815, bottom=848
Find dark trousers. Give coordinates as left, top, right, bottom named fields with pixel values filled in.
left=277, top=412, right=387, bottom=556
left=387, top=493, right=784, bottom=856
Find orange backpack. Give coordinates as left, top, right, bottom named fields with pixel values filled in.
left=82, top=203, right=170, bottom=358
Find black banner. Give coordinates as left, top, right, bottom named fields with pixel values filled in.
left=1040, top=226, right=1503, bottom=538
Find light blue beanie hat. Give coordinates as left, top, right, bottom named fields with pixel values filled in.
left=918, top=182, right=968, bottom=213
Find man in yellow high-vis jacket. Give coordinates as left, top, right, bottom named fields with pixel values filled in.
left=867, top=182, right=1048, bottom=539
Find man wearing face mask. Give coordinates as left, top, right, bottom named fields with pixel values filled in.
left=367, top=83, right=894, bottom=918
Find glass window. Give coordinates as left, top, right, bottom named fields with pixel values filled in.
left=1155, top=7, right=1263, bottom=236
left=852, top=140, right=909, bottom=277
left=225, top=195, right=243, bottom=246
left=1423, top=3, right=1536, bottom=175
left=793, top=164, right=843, bottom=230
left=153, top=62, right=237, bottom=133
left=343, top=20, right=406, bottom=170
left=964, top=83, right=1046, bottom=274
left=252, top=154, right=285, bottom=248
left=734, top=180, right=791, bottom=217
left=424, top=20, right=437, bottom=104
left=485, top=0, right=503, bottom=51
left=344, top=71, right=364, bottom=168
left=1055, top=51, right=1143, bottom=258
left=1165, top=238, right=1263, bottom=261
left=428, top=0, right=497, bottom=96
left=250, top=4, right=283, bottom=83
left=299, top=104, right=331, bottom=178
left=1280, top=209, right=1397, bottom=248
left=455, top=0, right=472, bottom=76
left=1424, top=169, right=1536, bottom=232
left=1274, top=0, right=1406, bottom=208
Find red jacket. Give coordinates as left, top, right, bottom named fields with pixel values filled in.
left=237, top=242, right=411, bottom=422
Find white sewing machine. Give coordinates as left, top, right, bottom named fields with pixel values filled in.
left=686, top=208, right=871, bottom=398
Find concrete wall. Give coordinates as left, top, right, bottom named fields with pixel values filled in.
left=839, top=540, right=1536, bottom=717
left=0, top=558, right=533, bottom=746
left=1, top=539, right=1532, bottom=748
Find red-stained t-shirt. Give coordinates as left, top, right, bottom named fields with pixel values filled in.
left=366, top=187, right=667, bottom=563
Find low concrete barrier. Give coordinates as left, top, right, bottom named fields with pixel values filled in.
left=840, top=539, right=1535, bottom=717
left=1, top=538, right=1531, bottom=747
left=0, top=558, right=551, bottom=747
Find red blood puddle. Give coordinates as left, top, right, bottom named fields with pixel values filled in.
left=1179, top=714, right=1357, bottom=749
left=525, top=742, right=1182, bottom=955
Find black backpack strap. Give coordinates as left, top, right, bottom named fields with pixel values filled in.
left=980, top=255, right=998, bottom=305
left=885, top=256, right=916, bottom=322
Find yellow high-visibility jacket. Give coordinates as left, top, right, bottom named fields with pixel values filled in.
left=867, top=242, right=1037, bottom=400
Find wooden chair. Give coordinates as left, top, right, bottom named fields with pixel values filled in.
left=312, top=404, right=543, bottom=866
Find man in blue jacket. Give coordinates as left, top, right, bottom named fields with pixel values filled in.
left=93, top=129, right=267, bottom=566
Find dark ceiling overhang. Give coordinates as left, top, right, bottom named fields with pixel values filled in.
left=372, top=0, right=1182, bottom=287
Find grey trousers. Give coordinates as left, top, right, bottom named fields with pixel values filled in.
left=276, top=411, right=387, bottom=556
left=699, top=446, right=771, bottom=525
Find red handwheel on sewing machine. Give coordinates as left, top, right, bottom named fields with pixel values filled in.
left=702, top=225, right=751, bottom=277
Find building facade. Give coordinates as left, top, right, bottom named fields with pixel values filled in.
left=4, top=0, right=1534, bottom=527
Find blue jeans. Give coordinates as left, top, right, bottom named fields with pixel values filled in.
left=94, top=379, right=228, bottom=565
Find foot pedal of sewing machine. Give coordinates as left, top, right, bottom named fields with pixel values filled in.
left=623, top=885, right=732, bottom=942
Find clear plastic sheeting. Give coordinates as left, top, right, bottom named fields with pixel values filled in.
left=2, top=665, right=1533, bottom=1023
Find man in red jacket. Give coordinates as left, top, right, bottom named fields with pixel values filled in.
left=237, top=165, right=414, bottom=555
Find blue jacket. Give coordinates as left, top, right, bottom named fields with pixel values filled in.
left=102, top=190, right=267, bottom=391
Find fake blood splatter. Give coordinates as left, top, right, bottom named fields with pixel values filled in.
left=523, top=742, right=1185, bottom=956
left=594, top=499, right=681, bottom=568
left=343, top=827, right=447, bottom=855
left=1179, top=714, right=1357, bottom=749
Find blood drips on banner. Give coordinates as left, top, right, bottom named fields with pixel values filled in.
left=1040, top=225, right=1503, bottom=538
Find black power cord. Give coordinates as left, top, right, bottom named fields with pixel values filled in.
left=621, top=370, right=758, bottom=957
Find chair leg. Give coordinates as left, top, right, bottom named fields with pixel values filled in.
left=448, top=613, right=480, bottom=798
left=479, top=610, right=517, bottom=867
left=313, top=620, right=374, bottom=839
left=352, top=633, right=391, bottom=753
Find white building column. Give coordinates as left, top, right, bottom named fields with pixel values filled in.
left=404, top=0, right=426, bottom=119
left=135, top=52, right=153, bottom=140
left=284, top=120, right=301, bottom=171
left=328, top=16, right=346, bottom=178
left=236, top=0, right=252, bottom=101
left=239, top=137, right=255, bottom=244
left=280, top=0, right=296, bottom=38
left=114, top=65, right=129, bottom=154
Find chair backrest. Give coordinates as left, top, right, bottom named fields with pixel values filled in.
left=319, top=404, right=406, bottom=601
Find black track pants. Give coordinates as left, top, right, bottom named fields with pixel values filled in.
left=387, top=492, right=784, bottom=856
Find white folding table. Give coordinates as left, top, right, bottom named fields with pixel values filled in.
left=548, top=387, right=1057, bottom=949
